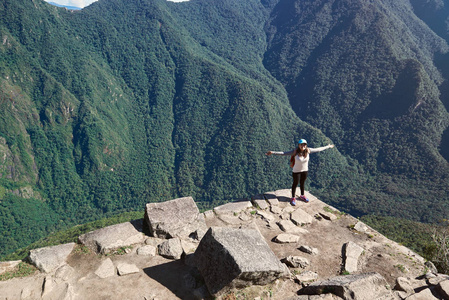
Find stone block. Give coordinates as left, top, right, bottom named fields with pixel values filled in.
left=145, top=197, right=207, bottom=240
left=194, top=227, right=287, bottom=296
left=29, top=243, right=76, bottom=273
left=78, top=220, right=144, bottom=254
left=157, top=238, right=183, bottom=259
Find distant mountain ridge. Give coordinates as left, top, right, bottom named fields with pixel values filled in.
left=1, top=0, right=449, bottom=258
left=46, top=1, right=81, bottom=10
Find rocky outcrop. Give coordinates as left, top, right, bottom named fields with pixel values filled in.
left=1, top=190, right=448, bottom=300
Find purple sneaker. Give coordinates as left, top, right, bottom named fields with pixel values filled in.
left=290, top=197, right=296, bottom=206
left=299, top=195, right=309, bottom=203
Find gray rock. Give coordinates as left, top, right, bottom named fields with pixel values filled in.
left=427, top=275, right=446, bottom=285
left=41, top=275, right=54, bottom=297
left=55, top=264, right=75, bottom=282
left=296, top=271, right=318, bottom=282
left=405, top=287, right=438, bottom=300
left=319, top=211, right=337, bottom=221
left=21, top=286, right=33, bottom=299
left=277, top=220, right=308, bottom=234
left=116, top=262, right=139, bottom=276
left=299, top=245, right=319, bottom=255
left=213, top=199, right=253, bottom=215
left=157, top=238, right=184, bottom=259
left=203, top=210, right=215, bottom=219
left=257, top=210, right=275, bottom=222
left=282, top=256, right=310, bottom=268
left=95, top=258, right=115, bottom=279
left=394, top=277, right=414, bottom=295
left=29, top=243, right=76, bottom=273
left=353, top=221, right=369, bottom=233
left=274, top=233, right=300, bottom=243
left=251, top=194, right=269, bottom=210
left=300, top=272, right=395, bottom=300
left=136, top=245, right=157, bottom=256
left=264, top=192, right=279, bottom=206
left=194, top=227, right=287, bottom=296
left=271, top=206, right=282, bottom=214
left=342, top=241, right=364, bottom=273
left=180, top=239, right=198, bottom=254
left=145, top=237, right=165, bottom=247
left=78, top=220, right=144, bottom=254
left=425, top=261, right=438, bottom=274
left=145, top=197, right=207, bottom=240
left=291, top=209, right=314, bottom=226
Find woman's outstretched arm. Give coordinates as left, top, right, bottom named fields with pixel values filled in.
left=309, top=144, right=334, bottom=153
left=266, top=149, right=295, bottom=156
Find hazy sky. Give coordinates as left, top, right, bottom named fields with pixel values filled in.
left=45, top=0, right=190, bottom=9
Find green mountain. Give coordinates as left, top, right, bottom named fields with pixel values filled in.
left=1, top=0, right=449, bottom=258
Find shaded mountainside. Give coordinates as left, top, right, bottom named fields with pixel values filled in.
left=0, top=0, right=449, bottom=258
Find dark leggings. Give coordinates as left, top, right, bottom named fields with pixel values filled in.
left=292, top=171, right=308, bottom=197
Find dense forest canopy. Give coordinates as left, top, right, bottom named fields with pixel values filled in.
left=1, top=0, right=449, bottom=258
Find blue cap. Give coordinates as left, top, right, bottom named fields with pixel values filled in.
left=298, top=139, right=307, bottom=144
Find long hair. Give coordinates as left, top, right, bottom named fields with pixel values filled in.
left=290, top=146, right=310, bottom=168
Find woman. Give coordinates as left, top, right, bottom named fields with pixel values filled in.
left=266, top=139, right=334, bottom=205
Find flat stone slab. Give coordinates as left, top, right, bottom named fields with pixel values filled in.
left=277, top=220, right=308, bottom=234
left=264, top=192, right=279, bottom=206
left=343, top=241, right=364, bottom=273
left=29, top=243, right=76, bottom=273
left=117, top=263, right=139, bottom=276
left=296, top=271, right=318, bottom=282
left=299, top=245, right=319, bottom=255
left=291, top=208, right=314, bottom=225
left=274, top=233, right=300, bottom=243
left=272, top=189, right=293, bottom=204
left=78, top=220, right=144, bottom=254
left=194, top=227, right=287, bottom=296
left=251, top=194, right=269, bottom=210
left=300, top=272, right=395, bottom=300
left=213, top=200, right=253, bottom=215
left=136, top=245, right=157, bottom=256
left=256, top=210, right=275, bottom=222
left=95, top=258, right=115, bottom=278
left=145, top=197, right=207, bottom=240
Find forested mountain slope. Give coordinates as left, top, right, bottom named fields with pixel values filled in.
left=1, top=0, right=449, bottom=258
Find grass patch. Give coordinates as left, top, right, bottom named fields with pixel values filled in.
left=0, top=262, right=37, bottom=281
